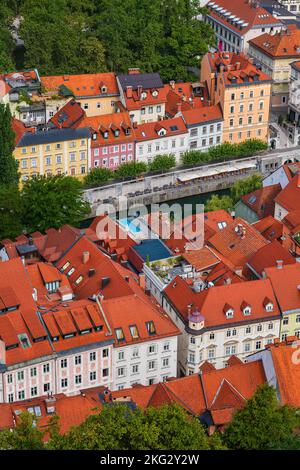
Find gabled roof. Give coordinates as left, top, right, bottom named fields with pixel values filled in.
left=55, top=236, right=133, bottom=300
left=102, top=294, right=180, bottom=347
left=247, top=239, right=296, bottom=277
left=118, top=72, right=164, bottom=91
left=135, top=116, right=188, bottom=142
left=275, top=174, right=300, bottom=212
left=164, top=275, right=280, bottom=328
left=0, top=258, right=52, bottom=366
left=50, top=99, right=85, bottom=129
left=206, top=0, right=282, bottom=36
left=249, top=25, right=300, bottom=58
left=73, top=111, right=135, bottom=146
left=207, top=217, right=268, bottom=269
left=253, top=215, right=285, bottom=242
left=182, top=104, right=223, bottom=127
left=265, top=263, right=300, bottom=313
left=41, top=72, right=119, bottom=98
left=241, top=184, right=281, bottom=219
left=16, top=127, right=91, bottom=148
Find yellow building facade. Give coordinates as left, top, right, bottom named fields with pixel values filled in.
left=14, top=128, right=91, bottom=182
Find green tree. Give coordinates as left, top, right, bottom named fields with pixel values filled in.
left=21, top=174, right=90, bottom=232
left=0, top=185, right=23, bottom=240
left=84, top=167, right=112, bottom=187
left=182, top=150, right=209, bottom=166
left=230, top=173, right=262, bottom=204
left=224, top=384, right=300, bottom=450
left=20, top=0, right=106, bottom=74
left=205, top=194, right=233, bottom=212
left=51, top=404, right=211, bottom=450
left=116, top=161, right=147, bottom=179
left=149, top=154, right=176, bottom=173
left=0, top=412, right=45, bottom=450
left=0, top=104, right=19, bottom=187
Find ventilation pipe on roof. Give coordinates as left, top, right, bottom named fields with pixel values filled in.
left=276, top=259, right=283, bottom=269
left=82, top=251, right=90, bottom=264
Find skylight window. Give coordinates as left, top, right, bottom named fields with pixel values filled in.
left=74, top=275, right=83, bottom=285
left=115, top=328, right=125, bottom=342
left=61, top=261, right=70, bottom=271
left=170, top=125, right=178, bottom=131
left=67, top=267, right=75, bottom=276
left=129, top=324, right=139, bottom=339
left=146, top=321, right=156, bottom=336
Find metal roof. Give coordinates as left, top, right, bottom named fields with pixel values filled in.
left=117, top=72, right=164, bottom=91
left=17, top=127, right=91, bottom=147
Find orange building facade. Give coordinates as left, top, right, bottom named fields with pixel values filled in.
left=201, top=52, right=272, bottom=144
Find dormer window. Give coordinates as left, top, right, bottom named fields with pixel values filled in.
left=223, top=303, right=234, bottom=318
left=114, top=129, right=120, bottom=137
left=152, top=90, right=158, bottom=98
left=263, top=297, right=274, bottom=312
left=92, top=132, right=97, bottom=140
left=103, top=131, right=109, bottom=139
left=241, top=301, right=251, bottom=316
left=141, top=91, right=147, bottom=100
left=101, top=86, right=107, bottom=93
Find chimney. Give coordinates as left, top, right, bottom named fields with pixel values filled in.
left=137, top=85, right=142, bottom=99
left=126, top=86, right=133, bottom=99
left=170, top=80, right=175, bottom=90
left=276, top=259, right=283, bottom=269
left=82, top=251, right=90, bottom=264
left=177, top=102, right=182, bottom=113
left=128, top=68, right=140, bottom=75
left=88, top=268, right=96, bottom=277
left=187, top=304, right=193, bottom=317
left=248, top=57, right=254, bottom=64
left=235, top=62, right=241, bottom=70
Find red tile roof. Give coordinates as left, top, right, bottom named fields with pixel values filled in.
left=266, top=341, right=300, bottom=407
left=164, top=275, right=280, bottom=328
left=253, top=215, right=285, bottom=242
left=41, top=299, right=113, bottom=352
left=249, top=26, right=300, bottom=58
left=206, top=0, right=282, bottom=36
left=206, top=51, right=272, bottom=86
left=182, top=104, right=223, bottom=126
left=207, top=217, right=268, bottom=269
left=41, top=73, right=119, bottom=97
left=275, top=174, right=300, bottom=212
left=50, top=99, right=85, bottom=128
left=265, top=263, right=300, bottom=313
left=135, top=117, right=188, bottom=142
left=241, top=184, right=281, bottom=219
left=74, top=111, right=135, bottom=147
left=0, top=258, right=52, bottom=366
left=12, top=118, right=35, bottom=146
left=182, top=247, right=220, bottom=272
left=55, top=236, right=134, bottom=300
left=164, top=82, right=209, bottom=117
left=247, top=240, right=296, bottom=277
left=102, top=294, right=180, bottom=347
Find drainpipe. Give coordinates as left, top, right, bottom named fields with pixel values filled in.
left=95, top=294, right=112, bottom=336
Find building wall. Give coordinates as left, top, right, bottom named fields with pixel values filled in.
left=1, top=343, right=114, bottom=403
left=162, top=295, right=280, bottom=371
left=249, top=44, right=295, bottom=109
left=91, top=141, right=135, bottom=169
left=135, top=133, right=188, bottom=165
left=112, top=336, right=178, bottom=390
left=14, top=136, right=91, bottom=181
left=280, top=310, right=300, bottom=338
left=274, top=202, right=289, bottom=220
left=128, top=103, right=166, bottom=125
left=185, top=121, right=223, bottom=151
left=220, top=82, right=271, bottom=143
left=77, top=96, right=120, bottom=117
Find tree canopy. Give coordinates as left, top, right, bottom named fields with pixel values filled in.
left=0, top=0, right=215, bottom=80
left=0, top=104, right=19, bottom=187
left=21, top=174, right=90, bottom=233
left=224, top=384, right=300, bottom=450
